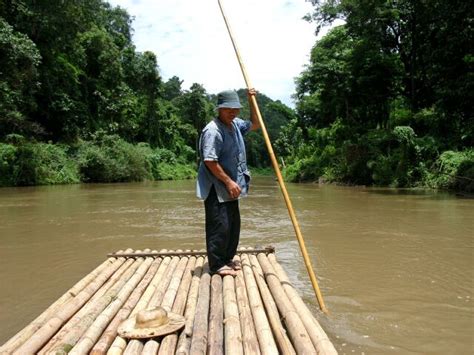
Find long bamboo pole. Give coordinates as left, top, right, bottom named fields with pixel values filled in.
left=217, top=0, right=328, bottom=314
left=107, top=246, right=274, bottom=258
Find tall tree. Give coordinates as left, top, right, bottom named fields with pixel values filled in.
left=0, top=18, right=41, bottom=138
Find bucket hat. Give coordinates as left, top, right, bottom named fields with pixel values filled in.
left=118, top=307, right=185, bottom=339
left=217, top=90, right=242, bottom=109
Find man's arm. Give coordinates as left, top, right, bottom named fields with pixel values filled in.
left=204, top=161, right=241, bottom=199
left=247, top=88, right=260, bottom=131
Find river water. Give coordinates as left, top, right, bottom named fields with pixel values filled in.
left=0, top=177, right=472, bottom=354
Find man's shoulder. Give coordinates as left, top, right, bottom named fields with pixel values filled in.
left=203, top=119, right=220, bottom=132
left=233, top=117, right=251, bottom=134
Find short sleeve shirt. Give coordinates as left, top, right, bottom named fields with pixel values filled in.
left=196, top=117, right=251, bottom=202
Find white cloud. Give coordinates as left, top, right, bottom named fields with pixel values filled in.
left=107, top=0, right=329, bottom=107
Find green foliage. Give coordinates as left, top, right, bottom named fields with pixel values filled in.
left=2, top=0, right=469, bottom=193
left=75, top=136, right=196, bottom=183
left=234, top=90, right=294, bottom=167
left=424, top=150, right=474, bottom=192
left=0, top=143, right=17, bottom=186
left=0, top=18, right=41, bottom=138
left=76, top=135, right=150, bottom=182
left=0, top=136, right=197, bottom=186
left=0, top=141, right=79, bottom=186
left=281, top=0, right=472, bottom=192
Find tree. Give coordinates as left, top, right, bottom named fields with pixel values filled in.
left=0, top=18, right=41, bottom=138
left=162, top=76, right=183, bottom=101
left=172, top=83, right=214, bottom=153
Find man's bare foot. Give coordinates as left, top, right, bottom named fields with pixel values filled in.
left=227, top=260, right=242, bottom=271
left=216, top=265, right=237, bottom=277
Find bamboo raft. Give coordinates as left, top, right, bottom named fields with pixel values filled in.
left=0, top=247, right=337, bottom=355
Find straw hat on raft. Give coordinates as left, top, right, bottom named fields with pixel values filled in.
left=118, top=307, right=185, bottom=339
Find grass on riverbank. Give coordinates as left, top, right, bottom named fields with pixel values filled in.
left=0, top=135, right=196, bottom=187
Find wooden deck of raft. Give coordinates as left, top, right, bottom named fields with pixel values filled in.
left=0, top=247, right=337, bottom=355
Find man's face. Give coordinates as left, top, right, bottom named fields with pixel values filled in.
left=218, top=108, right=240, bottom=126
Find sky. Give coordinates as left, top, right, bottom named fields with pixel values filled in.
left=107, top=0, right=334, bottom=107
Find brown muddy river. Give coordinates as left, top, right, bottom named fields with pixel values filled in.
left=0, top=177, right=472, bottom=354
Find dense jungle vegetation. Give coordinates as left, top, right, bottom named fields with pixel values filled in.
left=1, top=0, right=472, bottom=192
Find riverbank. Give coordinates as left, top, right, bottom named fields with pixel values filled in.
left=1, top=137, right=472, bottom=195
left=0, top=135, right=196, bottom=187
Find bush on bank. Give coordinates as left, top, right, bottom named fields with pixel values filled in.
left=0, top=135, right=196, bottom=187
left=280, top=121, right=474, bottom=193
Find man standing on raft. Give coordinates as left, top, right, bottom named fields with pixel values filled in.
left=197, top=89, right=260, bottom=276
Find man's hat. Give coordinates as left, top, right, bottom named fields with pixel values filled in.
left=118, top=307, right=185, bottom=339
left=217, top=90, right=242, bottom=109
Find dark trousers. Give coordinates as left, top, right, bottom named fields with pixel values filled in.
left=204, top=186, right=240, bottom=273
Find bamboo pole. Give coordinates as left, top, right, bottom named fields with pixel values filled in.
left=223, top=273, right=244, bottom=355
left=158, top=256, right=197, bottom=355
left=91, top=254, right=163, bottom=355
left=148, top=255, right=180, bottom=308
left=256, top=253, right=316, bottom=354
left=176, top=256, right=205, bottom=355
left=248, top=254, right=295, bottom=355
left=268, top=254, right=337, bottom=354
left=122, top=340, right=143, bottom=355
left=107, top=247, right=274, bottom=258
left=47, top=253, right=146, bottom=354
left=141, top=340, right=160, bottom=355
left=208, top=274, right=224, bottom=355
left=131, top=252, right=171, bottom=313
left=69, top=254, right=155, bottom=354
left=12, top=250, right=131, bottom=355
left=107, top=250, right=171, bottom=355
left=38, top=252, right=136, bottom=353
left=140, top=254, right=187, bottom=353
left=217, top=0, right=328, bottom=314
left=159, top=254, right=188, bottom=311
left=233, top=255, right=261, bottom=355
left=0, top=257, right=115, bottom=354
left=122, top=254, right=181, bottom=355
left=38, top=255, right=136, bottom=354
left=189, top=263, right=211, bottom=355
left=239, top=253, right=278, bottom=355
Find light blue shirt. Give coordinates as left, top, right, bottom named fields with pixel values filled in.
left=196, top=117, right=251, bottom=202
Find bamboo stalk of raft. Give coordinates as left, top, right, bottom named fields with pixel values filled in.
left=248, top=253, right=295, bottom=355
left=256, top=253, right=316, bottom=354
left=141, top=339, right=160, bottom=355
left=148, top=255, right=181, bottom=308
left=139, top=253, right=189, bottom=353
left=69, top=252, right=159, bottom=354
left=267, top=254, right=337, bottom=354
left=44, top=251, right=148, bottom=354
left=176, top=256, right=205, bottom=355
left=239, top=253, right=279, bottom=354
left=106, top=250, right=172, bottom=355
left=107, top=247, right=275, bottom=258
left=233, top=255, right=261, bottom=355
left=0, top=254, right=117, bottom=354
left=157, top=255, right=197, bottom=354
left=12, top=249, right=133, bottom=355
left=38, top=254, right=138, bottom=354
left=90, top=254, right=163, bottom=355
left=189, top=262, right=211, bottom=355
left=157, top=253, right=188, bottom=310
left=223, top=273, right=244, bottom=355
left=122, top=253, right=181, bottom=354
left=208, top=274, right=224, bottom=355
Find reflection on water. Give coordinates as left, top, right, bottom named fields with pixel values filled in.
left=0, top=178, right=473, bottom=353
